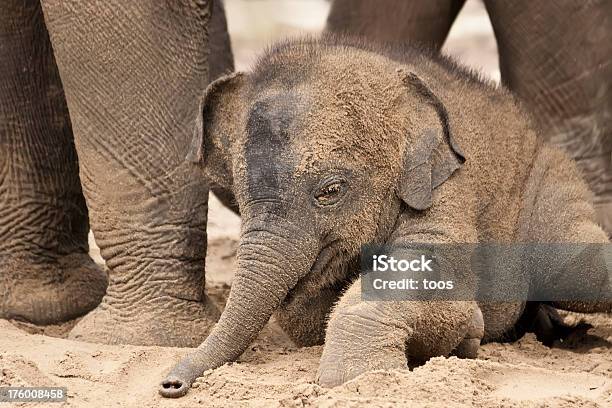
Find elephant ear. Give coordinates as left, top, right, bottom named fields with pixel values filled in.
left=186, top=71, right=245, bottom=166
left=397, top=71, right=465, bottom=210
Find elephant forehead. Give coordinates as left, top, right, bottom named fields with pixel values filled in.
left=244, top=90, right=309, bottom=148
left=293, top=86, right=407, bottom=173
left=240, top=90, right=308, bottom=198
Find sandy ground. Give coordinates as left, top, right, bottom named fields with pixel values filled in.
left=1, top=1, right=610, bottom=407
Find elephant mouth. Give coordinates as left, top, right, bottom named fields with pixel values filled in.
left=280, top=237, right=346, bottom=307
left=308, top=238, right=343, bottom=278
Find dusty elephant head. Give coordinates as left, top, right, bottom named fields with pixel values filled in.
left=160, top=37, right=465, bottom=398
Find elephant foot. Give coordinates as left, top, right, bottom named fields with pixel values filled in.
left=316, top=305, right=409, bottom=388
left=451, top=306, right=485, bottom=359
left=0, top=253, right=108, bottom=325
left=317, top=348, right=407, bottom=388
left=531, top=304, right=593, bottom=347
left=318, top=299, right=482, bottom=388
left=68, top=292, right=220, bottom=347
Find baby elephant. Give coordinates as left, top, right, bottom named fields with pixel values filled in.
left=160, top=35, right=611, bottom=397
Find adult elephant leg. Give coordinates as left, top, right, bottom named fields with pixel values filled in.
left=325, top=0, right=466, bottom=50
left=209, top=0, right=234, bottom=82
left=40, top=0, right=220, bottom=346
left=0, top=0, right=107, bottom=324
left=207, top=0, right=240, bottom=214
left=485, top=0, right=612, bottom=235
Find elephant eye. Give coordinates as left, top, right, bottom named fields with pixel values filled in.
left=313, top=176, right=348, bottom=207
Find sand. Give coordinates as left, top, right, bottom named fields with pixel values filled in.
left=1, top=196, right=611, bottom=407
left=2, top=310, right=611, bottom=408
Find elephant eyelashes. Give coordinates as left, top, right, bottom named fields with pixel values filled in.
left=313, top=176, right=348, bottom=207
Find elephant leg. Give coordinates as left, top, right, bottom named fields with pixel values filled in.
left=316, top=277, right=478, bottom=387
left=485, top=0, right=612, bottom=235
left=325, top=0, right=466, bottom=50
left=207, top=0, right=240, bottom=215
left=521, top=146, right=611, bottom=314
left=39, top=0, right=221, bottom=346
left=208, top=0, right=234, bottom=82
left=0, top=0, right=107, bottom=324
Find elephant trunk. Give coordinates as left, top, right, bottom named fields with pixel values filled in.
left=160, top=212, right=317, bottom=397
